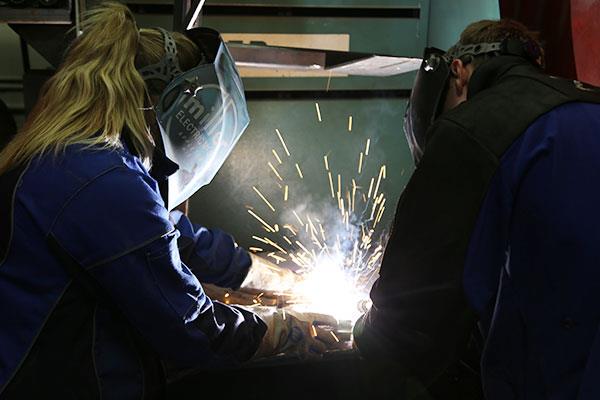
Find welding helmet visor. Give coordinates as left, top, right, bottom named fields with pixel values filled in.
left=404, top=40, right=536, bottom=164
left=140, top=27, right=250, bottom=210
left=403, top=47, right=451, bottom=165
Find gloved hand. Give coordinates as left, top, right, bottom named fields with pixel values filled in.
left=241, top=254, right=300, bottom=292
left=250, top=307, right=346, bottom=360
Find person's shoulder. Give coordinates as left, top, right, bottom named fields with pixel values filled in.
left=46, top=146, right=172, bottom=267
left=29, top=142, right=152, bottom=188
left=25, top=143, right=164, bottom=224
left=435, top=71, right=586, bottom=160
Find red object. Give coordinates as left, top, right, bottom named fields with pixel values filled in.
left=571, top=0, right=600, bottom=86
left=500, top=0, right=577, bottom=80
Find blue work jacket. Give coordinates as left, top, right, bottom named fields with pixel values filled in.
left=0, top=142, right=266, bottom=399
left=464, top=101, right=600, bottom=399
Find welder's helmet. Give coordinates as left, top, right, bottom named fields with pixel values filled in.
left=139, top=27, right=249, bottom=210
left=403, top=38, right=541, bottom=165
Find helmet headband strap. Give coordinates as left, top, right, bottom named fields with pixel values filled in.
left=138, top=27, right=183, bottom=83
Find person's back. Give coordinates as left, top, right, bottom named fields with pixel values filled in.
left=450, top=60, right=600, bottom=399
left=0, top=4, right=268, bottom=398
left=0, top=144, right=169, bottom=398
left=468, top=100, right=600, bottom=399
left=354, top=19, right=600, bottom=399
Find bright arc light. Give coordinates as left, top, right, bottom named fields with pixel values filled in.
left=291, top=253, right=368, bottom=323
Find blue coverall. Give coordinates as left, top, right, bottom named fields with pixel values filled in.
left=0, top=142, right=266, bottom=398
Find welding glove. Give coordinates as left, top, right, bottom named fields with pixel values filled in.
left=250, top=307, right=344, bottom=360
left=241, top=254, right=300, bottom=292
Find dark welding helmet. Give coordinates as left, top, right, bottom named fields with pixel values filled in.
left=403, top=39, right=540, bottom=164
left=139, top=27, right=249, bottom=210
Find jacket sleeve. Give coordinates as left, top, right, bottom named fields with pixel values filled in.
left=169, top=210, right=251, bottom=290
left=50, top=165, right=266, bottom=369
left=353, top=120, right=498, bottom=380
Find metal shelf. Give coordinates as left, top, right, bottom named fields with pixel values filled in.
left=0, top=4, right=71, bottom=24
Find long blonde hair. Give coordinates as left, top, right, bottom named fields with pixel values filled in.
left=0, top=2, right=200, bottom=174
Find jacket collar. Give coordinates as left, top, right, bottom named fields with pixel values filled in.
left=120, top=130, right=178, bottom=180
left=467, top=56, right=538, bottom=99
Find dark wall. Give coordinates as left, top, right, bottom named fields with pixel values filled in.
left=500, top=0, right=577, bottom=80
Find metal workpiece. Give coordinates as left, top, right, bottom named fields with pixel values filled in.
left=228, top=43, right=422, bottom=77
left=170, top=0, right=424, bottom=80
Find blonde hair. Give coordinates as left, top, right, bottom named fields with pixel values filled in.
left=0, top=2, right=200, bottom=174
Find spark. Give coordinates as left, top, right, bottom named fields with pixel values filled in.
left=248, top=210, right=275, bottom=232
left=369, top=252, right=383, bottom=266
left=264, top=237, right=288, bottom=254
left=252, top=236, right=270, bottom=245
left=268, top=253, right=287, bottom=263
left=244, top=118, right=391, bottom=324
left=307, top=215, right=318, bottom=237
left=367, top=177, right=375, bottom=199
left=272, top=149, right=283, bottom=164
left=282, top=309, right=286, bottom=320
left=346, top=191, right=352, bottom=215
left=275, top=128, right=291, bottom=156
left=295, top=163, right=304, bottom=179
left=289, top=253, right=305, bottom=268
left=327, top=172, right=335, bottom=198
left=330, top=331, right=340, bottom=342
left=310, top=324, right=318, bottom=337
left=253, top=186, right=275, bottom=212
left=352, top=179, right=357, bottom=213
left=296, top=240, right=312, bottom=255
left=283, top=224, right=298, bottom=236
left=376, top=206, right=386, bottom=225
left=293, top=210, right=305, bottom=226
left=249, top=247, right=263, bottom=252
left=379, top=198, right=387, bottom=210
left=224, top=292, right=230, bottom=298
left=358, top=152, right=364, bottom=174
left=268, top=162, right=283, bottom=181
left=373, top=166, right=385, bottom=199
left=370, top=201, right=378, bottom=220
